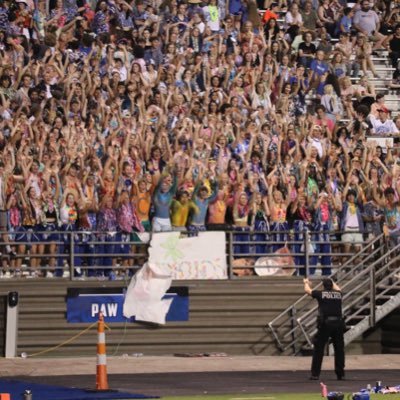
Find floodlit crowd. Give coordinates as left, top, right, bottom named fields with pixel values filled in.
left=0, top=0, right=399, bottom=278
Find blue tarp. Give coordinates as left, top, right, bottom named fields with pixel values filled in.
left=0, top=379, right=158, bottom=400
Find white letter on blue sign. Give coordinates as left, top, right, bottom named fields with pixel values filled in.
left=91, top=304, right=99, bottom=317
left=107, top=303, right=118, bottom=317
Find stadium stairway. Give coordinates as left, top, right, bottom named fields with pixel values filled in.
left=267, top=234, right=400, bottom=356
left=0, top=273, right=391, bottom=358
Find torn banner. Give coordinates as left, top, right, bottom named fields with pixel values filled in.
left=123, top=231, right=227, bottom=324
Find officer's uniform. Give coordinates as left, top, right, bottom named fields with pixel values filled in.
left=311, top=288, right=345, bottom=379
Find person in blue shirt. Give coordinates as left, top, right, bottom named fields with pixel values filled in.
left=152, top=171, right=178, bottom=232
left=310, top=50, right=329, bottom=77
left=188, top=179, right=218, bottom=235
left=310, top=50, right=330, bottom=90
left=336, top=7, right=354, bottom=36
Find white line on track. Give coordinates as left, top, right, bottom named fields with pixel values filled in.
left=229, top=397, right=276, bottom=400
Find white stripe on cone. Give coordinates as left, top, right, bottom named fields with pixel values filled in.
left=98, top=332, right=105, bottom=343
left=97, top=354, right=107, bottom=365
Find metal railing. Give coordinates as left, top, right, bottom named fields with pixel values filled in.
left=227, top=228, right=371, bottom=278
left=267, top=233, right=400, bottom=354
left=0, top=228, right=378, bottom=280
left=0, top=230, right=378, bottom=279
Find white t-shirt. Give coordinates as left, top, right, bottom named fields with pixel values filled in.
left=370, top=115, right=399, bottom=135
left=345, top=208, right=359, bottom=229
left=286, top=12, right=303, bottom=26
left=203, top=5, right=220, bottom=32
left=310, top=138, right=323, bottom=158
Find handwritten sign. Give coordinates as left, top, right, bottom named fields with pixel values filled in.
left=149, top=232, right=227, bottom=280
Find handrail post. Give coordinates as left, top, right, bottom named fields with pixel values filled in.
left=70, top=232, right=74, bottom=281
left=228, top=231, right=233, bottom=279
left=370, top=265, right=376, bottom=327
left=290, top=307, right=298, bottom=354
left=304, top=228, right=309, bottom=277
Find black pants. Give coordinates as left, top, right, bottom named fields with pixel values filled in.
left=311, top=318, right=345, bottom=378
left=390, top=51, right=400, bottom=80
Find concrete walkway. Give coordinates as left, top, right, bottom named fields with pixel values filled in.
left=1, top=355, right=400, bottom=377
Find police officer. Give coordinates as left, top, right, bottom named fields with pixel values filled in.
left=304, top=277, right=345, bottom=381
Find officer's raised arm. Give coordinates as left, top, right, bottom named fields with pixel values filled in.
left=332, top=281, right=341, bottom=291
left=303, top=278, right=312, bottom=295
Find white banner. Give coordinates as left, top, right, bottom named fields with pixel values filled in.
left=148, top=231, right=227, bottom=280
left=123, top=261, right=173, bottom=324
left=123, top=231, right=227, bottom=324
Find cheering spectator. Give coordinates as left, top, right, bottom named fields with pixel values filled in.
left=0, top=0, right=397, bottom=281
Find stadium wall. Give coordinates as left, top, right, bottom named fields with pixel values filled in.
left=0, top=279, right=396, bottom=357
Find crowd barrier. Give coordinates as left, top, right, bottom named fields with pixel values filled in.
left=0, top=227, right=384, bottom=280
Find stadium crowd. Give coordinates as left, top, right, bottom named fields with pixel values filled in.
left=0, top=0, right=399, bottom=278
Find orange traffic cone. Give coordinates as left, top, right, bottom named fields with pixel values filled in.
left=0, top=394, right=10, bottom=400
left=96, top=312, right=109, bottom=390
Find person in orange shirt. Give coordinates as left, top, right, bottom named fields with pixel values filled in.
left=132, top=178, right=152, bottom=232
left=262, top=2, right=279, bottom=24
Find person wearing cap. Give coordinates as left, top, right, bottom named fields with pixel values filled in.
left=304, top=277, right=345, bottom=381
left=369, top=107, right=399, bottom=136
left=14, top=1, right=32, bottom=41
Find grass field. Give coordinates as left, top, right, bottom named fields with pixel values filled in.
left=163, top=393, right=400, bottom=400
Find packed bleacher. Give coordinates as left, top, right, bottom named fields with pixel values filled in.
left=0, top=0, right=399, bottom=278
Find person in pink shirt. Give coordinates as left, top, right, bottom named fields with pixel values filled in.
left=314, top=105, right=335, bottom=137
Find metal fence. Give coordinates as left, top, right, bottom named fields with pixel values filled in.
left=0, top=228, right=382, bottom=280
